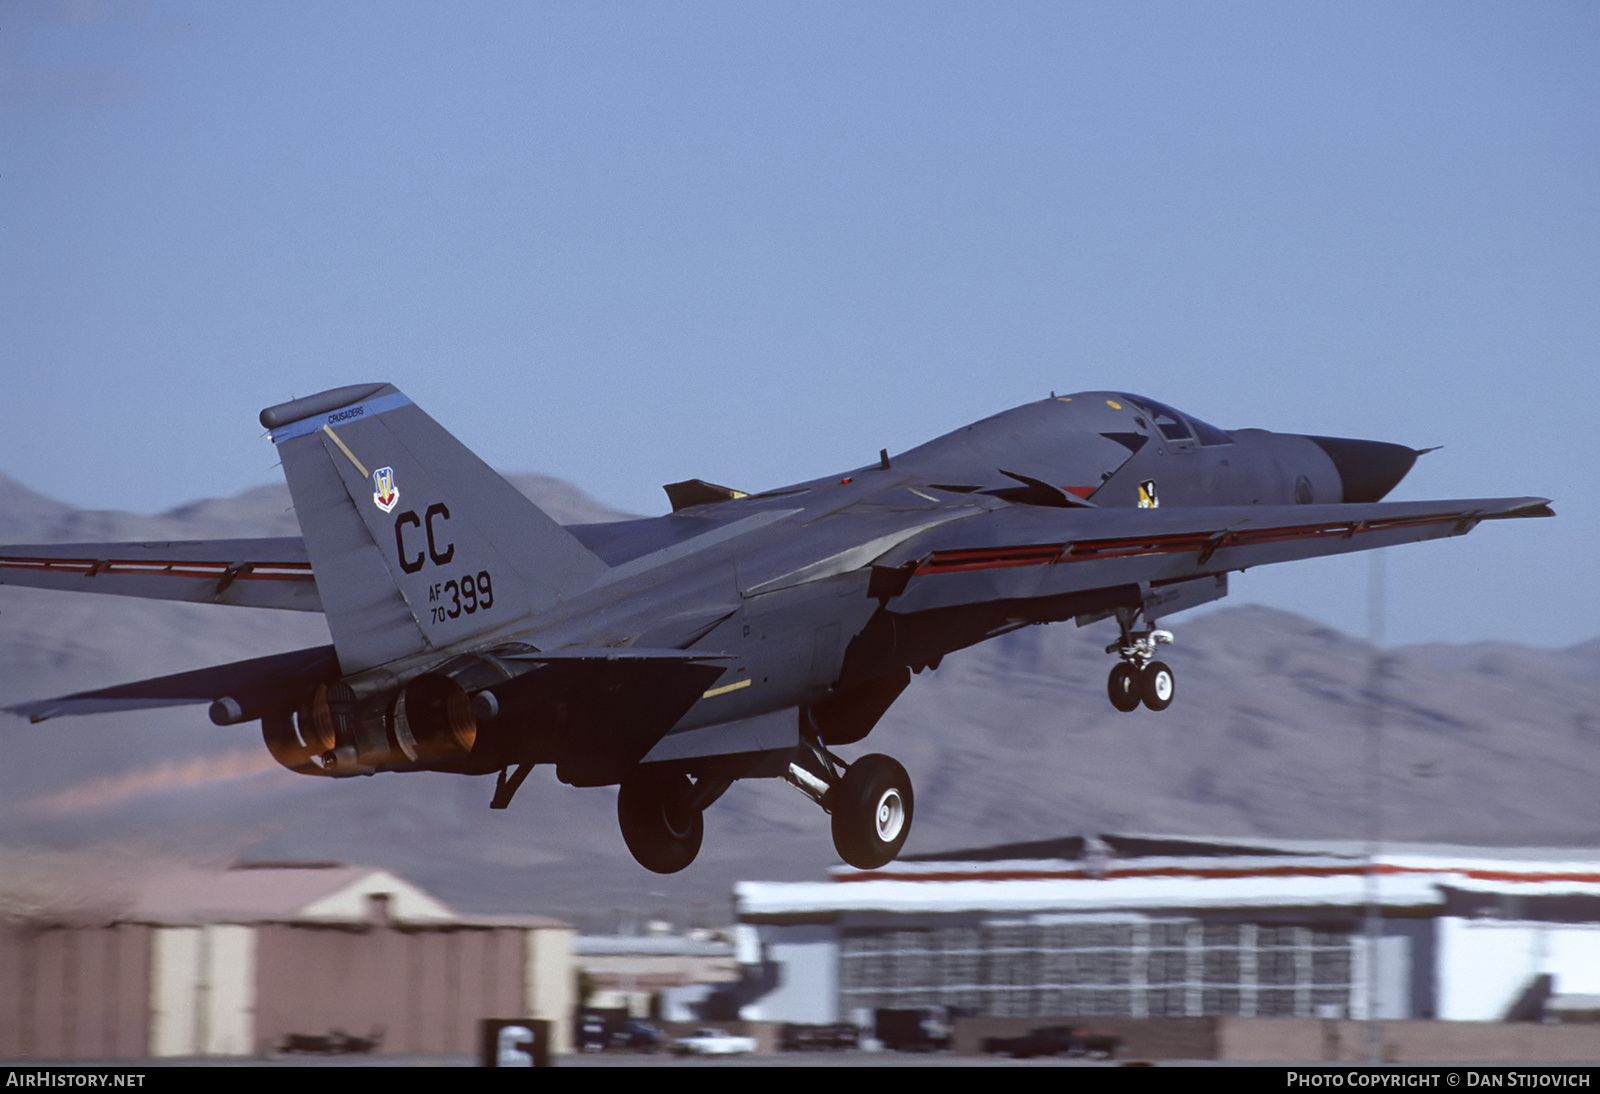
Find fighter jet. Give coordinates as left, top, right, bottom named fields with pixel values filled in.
left=0, top=385, right=1551, bottom=872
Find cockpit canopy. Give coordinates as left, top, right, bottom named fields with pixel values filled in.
left=1111, top=393, right=1234, bottom=447
left=892, top=390, right=1232, bottom=504
left=890, top=390, right=1402, bottom=508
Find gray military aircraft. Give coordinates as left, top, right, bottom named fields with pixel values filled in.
left=1, top=385, right=1551, bottom=872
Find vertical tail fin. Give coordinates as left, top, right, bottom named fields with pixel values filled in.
left=261, top=384, right=608, bottom=672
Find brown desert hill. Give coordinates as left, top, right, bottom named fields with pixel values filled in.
left=2, top=474, right=1597, bottom=929
left=0, top=472, right=75, bottom=541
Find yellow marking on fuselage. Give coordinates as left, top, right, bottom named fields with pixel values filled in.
left=321, top=425, right=369, bottom=478
left=702, top=678, right=752, bottom=699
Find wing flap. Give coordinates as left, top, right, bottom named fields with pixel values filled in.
left=0, top=538, right=320, bottom=612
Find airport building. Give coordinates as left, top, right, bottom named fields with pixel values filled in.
left=732, top=835, right=1600, bottom=1026
left=0, top=861, right=574, bottom=1059
left=576, top=930, right=740, bottom=1017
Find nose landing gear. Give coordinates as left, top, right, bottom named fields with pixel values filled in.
left=1105, top=608, right=1176, bottom=713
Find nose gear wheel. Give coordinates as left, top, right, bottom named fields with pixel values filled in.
left=1107, top=662, right=1141, bottom=712
left=1141, top=660, right=1175, bottom=711
left=1105, top=607, right=1176, bottom=712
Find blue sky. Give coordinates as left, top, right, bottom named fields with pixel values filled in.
left=3, top=1, right=1595, bottom=647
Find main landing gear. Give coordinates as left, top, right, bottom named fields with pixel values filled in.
left=616, top=770, right=732, bottom=874
left=784, top=734, right=914, bottom=870
left=612, top=735, right=915, bottom=874
left=1106, top=608, right=1175, bottom=713
left=615, top=743, right=914, bottom=873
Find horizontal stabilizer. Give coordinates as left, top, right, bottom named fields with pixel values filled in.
left=0, top=538, right=319, bottom=611
left=8, top=645, right=338, bottom=723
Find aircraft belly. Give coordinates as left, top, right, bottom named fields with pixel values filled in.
left=641, top=706, right=797, bottom=763
left=634, top=572, right=878, bottom=745
left=742, top=576, right=877, bottom=689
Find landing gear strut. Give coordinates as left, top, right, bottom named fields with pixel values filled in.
left=1105, top=608, right=1176, bottom=713
left=784, top=734, right=915, bottom=870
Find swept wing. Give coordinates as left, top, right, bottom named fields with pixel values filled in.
left=0, top=538, right=318, bottom=611
left=872, top=496, right=1552, bottom=616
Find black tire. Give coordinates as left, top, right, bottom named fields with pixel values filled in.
left=1141, top=661, right=1175, bottom=711
left=831, top=754, right=913, bottom=869
left=1107, top=662, right=1141, bottom=712
left=617, top=771, right=704, bottom=874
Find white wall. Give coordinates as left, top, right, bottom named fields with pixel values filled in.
left=1438, top=918, right=1600, bottom=1020
left=1349, top=933, right=1412, bottom=1019
left=149, top=928, right=199, bottom=1057
left=737, top=923, right=839, bottom=1024
left=525, top=926, right=575, bottom=1055
left=149, top=925, right=255, bottom=1056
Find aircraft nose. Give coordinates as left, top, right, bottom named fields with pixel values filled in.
left=1306, top=435, right=1420, bottom=503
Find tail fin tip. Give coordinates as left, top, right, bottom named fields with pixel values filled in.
left=261, top=383, right=392, bottom=431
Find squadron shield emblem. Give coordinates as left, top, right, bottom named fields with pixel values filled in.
left=372, top=467, right=400, bottom=513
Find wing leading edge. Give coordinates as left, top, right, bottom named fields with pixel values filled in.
left=872, top=496, right=1553, bottom=615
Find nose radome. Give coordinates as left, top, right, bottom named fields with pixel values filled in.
left=1306, top=435, right=1421, bottom=503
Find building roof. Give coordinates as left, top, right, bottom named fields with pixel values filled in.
left=126, top=861, right=459, bottom=925
left=576, top=935, right=736, bottom=958
left=736, top=834, right=1600, bottom=920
